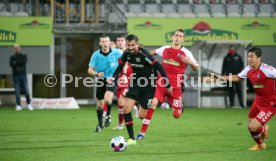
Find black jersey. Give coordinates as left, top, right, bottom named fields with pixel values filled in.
left=113, top=47, right=171, bottom=88
left=120, top=47, right=157, bottom=78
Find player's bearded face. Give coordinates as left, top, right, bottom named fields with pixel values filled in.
left=247, top=52, right=261, bottom=68
left=126, top=40, right=139, bottom=54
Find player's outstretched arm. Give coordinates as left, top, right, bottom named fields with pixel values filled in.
left=208, top=72, right=241, bottom=82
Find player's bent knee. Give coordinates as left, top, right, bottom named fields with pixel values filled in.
left=248, top=119, right=263, bottom=132
left=138, top=115, right=145, bottom=119
left=248, top=125, right=258, bottom=132
left=138, top=111, right=146, bottom=119
left=248, top=124, right=259, bottom=132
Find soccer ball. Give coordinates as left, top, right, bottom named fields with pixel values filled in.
left=160, top=102, right=170, bottom=109
left=110, top=136, right=127, bottom=152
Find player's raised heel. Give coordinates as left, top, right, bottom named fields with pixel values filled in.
left=95, top=125, right=104, bottom=132
left=248, top=143, right=266, bottom=151
left=104, top=116, right=111, bottom=127
left=136, top=133, right=145, bottom=140
left=127, top=139, right=137, bottom=145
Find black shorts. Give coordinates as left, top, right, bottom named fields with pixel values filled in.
left=125, top=85, right=155, bottom=109
left=96, top=78, right=116, bottom=100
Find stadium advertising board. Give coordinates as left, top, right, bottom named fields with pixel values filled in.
left=128, top=18, right=276, bottom=46
left=0, top=17, right=52, bottom=46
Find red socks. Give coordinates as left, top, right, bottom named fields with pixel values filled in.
left=103, top=103, right=107, bottom=113
left=118, top=105, right=124, bottom=125
left=140, top=108, right=155, bottom=135
left=250, top=126, right=265, bottom=145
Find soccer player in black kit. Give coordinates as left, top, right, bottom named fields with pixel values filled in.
left=107, top=34, right=172, bottom=145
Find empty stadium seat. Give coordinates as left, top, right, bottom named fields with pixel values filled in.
left=177, top=4, right=196, bottom=17
left=125, top=0, right=143, bottom=17
left=86, top=4, right=94, bottom=19
left=99, top=1, right=106, bottom=22
left=242, top=0, right=257, bottom=17
left=257, top=0, right=273, bottom=17
left=194, top=4, right=211, bottom=17
left=226, top=1, right=242, bottom=17
left=141, top=2, right=166, bottom=17
left=210, top=1, right=226, bottom=17
left=161, top=1, right=180, bottom=17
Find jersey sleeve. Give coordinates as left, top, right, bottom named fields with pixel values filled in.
left=142, top=49, right=157, bottom=66
left=88, top=52, right=97, bottom=68
left=182, top=48, right=198, bottom=65
left=118, top=52, right=127, bottom=64
left=260, top=63, right=276, bottom=79
left=237, top=66, right=250, bottom=79
left=155, top=46, right=169, bottom=56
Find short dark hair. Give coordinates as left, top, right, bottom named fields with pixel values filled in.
left=175, top=29, right=185, bottom=34
left=248, top=47, right=262, bottom=58
left=99, top=34, right=110, bottom=41
left=116, top=35, right=126, bottom=39
left=126, top=34, right=139, bottom=42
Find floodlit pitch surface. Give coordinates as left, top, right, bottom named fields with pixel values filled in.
left=0, top=107, right=275, bottom=161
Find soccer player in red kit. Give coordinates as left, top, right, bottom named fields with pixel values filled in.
left=137, top=29, right=199, bottom=139
left=211, top=47, right=276, bottom=150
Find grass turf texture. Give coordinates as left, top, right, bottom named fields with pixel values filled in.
left=0, top=106, right=275, bottom=161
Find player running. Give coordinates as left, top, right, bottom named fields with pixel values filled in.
left=107, top=34, right=172, bottom=145
left=137, top=29, right=199, bottom=139
left=113, top=35, right=132, bottom=130
left=210, top=47, right=276, bottom=151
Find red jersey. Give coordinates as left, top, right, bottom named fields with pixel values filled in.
left=117, top=62, right=133, bottom=88
left=238, top=63, right=276, bottom=105
left=155, top=46, right=198, bottom=88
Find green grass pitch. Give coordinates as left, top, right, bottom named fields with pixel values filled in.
left=0, top=106, right=275, bottom=161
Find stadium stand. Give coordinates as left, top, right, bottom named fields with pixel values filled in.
left=177, top=0, right=196, bottom=17
left=193, top=0, right=212, bottom=17
left=139, top=0, right=165, bottom=17
left=257, top=0, right=274, bottom=17
left=161, top=0, right=181, bottom=17
left=242, top=0, right=257, bottom=17
left=210, top=0, right=226, bottom=17
left=125, top=0, right=143, bottom=17
left=226, top=0, right=242, bottom=17
left=1, top=0, right=275, bottom=19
